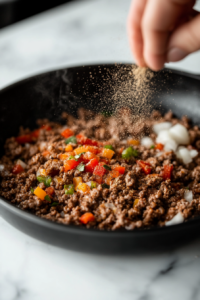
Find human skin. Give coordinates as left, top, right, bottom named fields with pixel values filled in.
left=127, top=0, right=200, bottom=71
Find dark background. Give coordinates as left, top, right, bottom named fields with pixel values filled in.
left=0, top=0, right=74, bottom=29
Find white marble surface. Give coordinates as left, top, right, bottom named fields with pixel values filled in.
left=1, top=0, right=200, bottom=299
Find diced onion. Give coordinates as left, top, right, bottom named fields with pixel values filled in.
left=0, top=164, right=4, bottom=171
left=166, top=212, right=184, bottom=226
left=169, top=124, right=190, bottom=145
left=184, top=190, right=193, bottom=203
left=16, top=159, right=27, bottom=169
left=155, top=151, right=164, bottom=157
left=178, top=147, right=192, bottom=164
left=164, top=139, right=178, bottom=152
left=39, top=142, right=47, bottom=151
left=156, top=130, right=173, bottom=144
left=25, top=143, right=30, bottom=148
left=86, top=182, right=91, bottom=187
left=190, top=149, right=198, bottom=158
left=153, top=122, right=172, bottom=135
left=141, top=137, right=154, bottom=148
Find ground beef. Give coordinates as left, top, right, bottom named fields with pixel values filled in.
left=1, top=108, right=200, bottom=230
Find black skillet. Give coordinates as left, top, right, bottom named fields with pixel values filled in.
left=1, top=64, right=200, bottom=254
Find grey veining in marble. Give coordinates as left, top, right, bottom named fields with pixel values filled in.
left=1, top=0, right=200, bottom=299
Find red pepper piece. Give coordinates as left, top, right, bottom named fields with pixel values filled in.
left=76, top=134, right=98, bottom=147
left=80, top=212, right=95, bottom=224
left=155, top=143, right=164, bottom=151
left=137, top=160, right=151, bottom=175
left=162, top=165, right=173, bottom=180
left=85, top=158, right=99, bottom=173
left=61, top=128, right=74, bottom=138
left=64, top=159, right=80, bottom=172
left=45, top=187, right=55, bottom=197
left=15, top=134, right=33, bottom=144
left=93, top=164, right=107, bottom=176
left=113, top=166, right=125, bottom=174
left=12, top=164, right=24, bottom=174
left=31, top=125, right=52, bottom=138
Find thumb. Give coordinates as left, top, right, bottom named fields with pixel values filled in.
left=167, top=12, right=200, bottom=62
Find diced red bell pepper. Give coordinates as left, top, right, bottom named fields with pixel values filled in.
left=162, top=165, right=173, bottom=180
left=155, top=143, right=164, bottom=151
left=61, top=128, right=74, bottom=138
left=93, top=164, right=107, bottom=176
left=137, top=160, right=151, bottom=175
left=12, top=164, right=24, bottom=174
left=85, top=158, right=99, bottom=173
left=31, top=125, right=52, bottom=138
left=45, top=187, right=55, bottom=197
left=113, top=166, right=125, bottom=174
left=15, top=134, right=33, bottom=144
left=64, top=159, right=80, bottom=172
left=80, top=212, right=95, bottom=224
left=76, top=134, right=98, bottom=146
left=82, top=152, right=98, bottom=163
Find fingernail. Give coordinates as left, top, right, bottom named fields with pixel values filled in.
left=167, top=48, right=188, bottom=62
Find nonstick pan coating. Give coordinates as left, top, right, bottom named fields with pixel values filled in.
left=1, top=64, right=200, bottom=254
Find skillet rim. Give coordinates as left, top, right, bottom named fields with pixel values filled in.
left=0, top=63, right=200, bottom=237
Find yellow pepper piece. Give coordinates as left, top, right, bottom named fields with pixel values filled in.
left=74, top=146, right=97, bottom=155
left=34, top=187, right=47, bottom=201
left=133, top=199, right=140, bottom=208
left=77, top=183, right=90, bottom=193
left=65, top=144, right=73, bottom=152
left=128, top=139, right=140, bottom=146
left=59, top=152, right=74, bottom=161
left=101, top=148, right=115, bottom=159
left=73, top=177, right=83, bottom=191
left=54, top=176, right=63, bottom=184
left=40, top=168, right=47, bottom=176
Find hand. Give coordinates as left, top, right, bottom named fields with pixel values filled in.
left=127, top=0, right=200, bottom=71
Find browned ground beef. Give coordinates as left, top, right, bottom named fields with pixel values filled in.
left=1, top=108, right=200, bottom=230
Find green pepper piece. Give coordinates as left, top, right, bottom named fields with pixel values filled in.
left=150, top=145, right=155, bottom=149
left=44, top=195, right=51, bottom=203
left=122, top=147, right=138, bottom=160
left=64, top=184, right=75, bottom=195
left=30, top=187, right=34, bottom=194
left=65, top=136, right=77, bottom=145
left=37, top=176, right=52, bottom=187
left=91, top=181, right=97, bottom=189
left=51, top=202, right=59, bottom=207
left=103, top=164, right=111, bottom=171
left=77, top=163, right=85, bottom=172
left=104, top=145, right=114, bottom=151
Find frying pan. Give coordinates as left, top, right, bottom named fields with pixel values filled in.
left=0, top=64, right=200, bottom=254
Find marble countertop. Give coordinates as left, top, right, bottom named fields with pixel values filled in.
left=1, top=0, right=200, bottom=299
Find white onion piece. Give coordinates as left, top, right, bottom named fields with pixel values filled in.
left=0, top=164, right=4, bottom=171
left=153, top=122, right=172, bottom=135
left=86, top=182, right=91, bottom=187
left=190, top=149, right=198, bottom=158
left=25, top=143, right=30, bottom=148
left=155, top=151, right=164, bottom=157
left=156, top=130, right=173, bottom=144
left=39, top=142, right=47, bottom=151
left=178, top=147, right=192, bottom=164
left=184, top=190, right=193, bottom=203
left=105, top=203, right=116, bottom=210
left=166, top=212, right=184, bottom=226
left=16, top=159, right=27, bottom=169
left=169, top=124, right=190, bottom=145
left=141, top=137, right=154, bottom=148
left=164, top=139, right=178, bottom=152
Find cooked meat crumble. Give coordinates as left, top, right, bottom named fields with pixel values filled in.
left=1, top=108, right=200, bottom=230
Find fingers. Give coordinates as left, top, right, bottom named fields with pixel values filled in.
left=142, top=0, right=190, bottom=70
left=167, top=11, right=200, bottom=62
left=127, top=0, right=147, bottom=67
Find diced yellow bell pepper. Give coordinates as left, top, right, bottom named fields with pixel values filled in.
left=65, top=144, right=73, bottom=152
left=74, top=146, right=98, bottom=155
left=34, top=187, right=47, bottom=201
left=128, top=139, right=140, bottom=146
left=40, top=168, right=47, bottom=176
left=73, top=177, right=83, bottom=191
left=59, top=152, right=74, bottom=161
left=54, top=176, right=63, bottom=184
left=77, top=183, right=90, bottom=193
left=133, top=198, right=139, bottom=208
left=101, top=148, right=115, bottom=159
